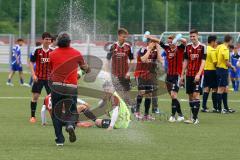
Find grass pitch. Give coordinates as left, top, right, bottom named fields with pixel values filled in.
left=0, top=72, right=240, bottom=160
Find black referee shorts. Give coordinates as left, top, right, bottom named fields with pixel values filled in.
left=32, top=80, right=51, bottom=94
left=216, top=68, right=229, bottom=87
left=166, top=75, right=179, bottom=93
left=203, top=70, right=217, bottom=89
left=186, top=76, right=202, bottom=94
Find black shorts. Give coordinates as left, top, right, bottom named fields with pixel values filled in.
left=101, top=119, right=111, bottom=128
left=216, top=68, right=229, bottom=87
left=186, top=76, right=202, bottom=94
left=32, top=80, right=51, bottom=94
left=166, top=75, right=179, bottom=92
left=112, top=76, right=130, bottom=91
left=136, top=77, right=157, bottom=95
left=203, top=70, right=218, bottom=89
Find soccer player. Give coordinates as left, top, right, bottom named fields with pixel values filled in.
left=134, top=41, right=163, bottom=120
left=216, top=35, right=236, bottom=113
left=201, top=35, right=218, bottom=113
left=6, top=38, right=29, bottom=87
left=230, top=46, right=240, bottom=92
left=145, top=34, right=186, bottom=122
left=106, top=28, right=134, bottom=108
left=29, top=32, right=53, bottom=123
left=41, top=94, right=96, bottom=126
left=95, top=81, right=131, bottom=130
left=180, top=29, right=206, bottom=124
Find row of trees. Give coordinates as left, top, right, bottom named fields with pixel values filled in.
left=0, top=0, right=240, bottom=35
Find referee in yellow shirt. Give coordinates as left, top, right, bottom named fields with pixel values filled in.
left=216, top=35, right=236, bottom=113
left=201, top=35, right=218, bottom=113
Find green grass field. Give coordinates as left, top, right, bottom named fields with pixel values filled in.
left=0, top=72, right=240, bottom=160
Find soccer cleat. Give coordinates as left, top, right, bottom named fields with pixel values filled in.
left=201, top=108, right=209, bottom=113
left=228, top=108, right=236, bottom=113
left=193, top=119, right=200, bottom=125
left=42, top=123, right=47, bottom=126
left=168, top=116, right=176, bottom=123
left=134, top=112, right=143, bottom=120
left=152, top=108, right=160, bottom=114
left=222, top=108, right=236, bottom=114
left=184, top=119, right=199, bottom=125
left=21, top=83, right=31, bottom=87
left=6, top=82, right=14, bottom=86
left=56, top=143, right=64, bottom=147
left=66, top=125, right=76, bottom=143
left=212, top=108, right=220, bottom=113
left=29, top=117, right=37, bottom=123
left=143, top=115, right=155, bottom=121
left=177, top=116, right=185, bottom=122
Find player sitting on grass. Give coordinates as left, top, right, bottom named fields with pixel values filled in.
left=95, top=81, right=131, bottom=130
left=41, top=94, right=97, bottom=126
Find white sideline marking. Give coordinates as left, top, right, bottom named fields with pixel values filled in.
left=0, top=97, right=240, bottom=103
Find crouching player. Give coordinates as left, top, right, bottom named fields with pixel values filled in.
left=41, top=94, right=97, bottom=126
left=95, top=81, right=131, bottom=130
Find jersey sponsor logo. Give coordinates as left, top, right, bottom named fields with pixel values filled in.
left=168, top=52, right=176, bottom=59
left=115, top=52, right=126, bottom=57
left=190, top=54, right=199, bottom=60
left=41, top=58, right=50, bottom=63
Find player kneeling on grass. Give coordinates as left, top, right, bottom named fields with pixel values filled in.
left=41, top=94, right=97, bottom=126
left=95, top=81, right=131, bottom=130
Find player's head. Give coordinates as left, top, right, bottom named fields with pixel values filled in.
left=229, top=45, right=235, bottom=53
left=118, top=28, right=128, bottom=44
left=16, top=38, right=24, bottom=46
left=208, top=35, right=217, bottom=47
left=224, top=34, right=233, bottom=46
left=57, top=32, right=71, bottom=48
left=189, top=29, right=199, bottom=44
left=167, top=35, right=176, bottom=48
left=42, top=32, right=52, bottom=46
left=51, top=34, right=58, bottom=47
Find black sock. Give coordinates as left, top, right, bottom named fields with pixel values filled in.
left=202, top=92, right=209, bottom=109
left=222, top=93, right=229, bottom=110
left=136, top=95, right=142, bottom=112
left=212, top=92, right=218, bottom=110
left=232, top=80, right=236, bottom=90
left=217, top=93, right=223, bottom=111
left=192, top=100, right=200, bottom=120
left=174, top=99, right=182, bottom=116
left=31, top=101, right=37, bottom=117
left=152, top=97, right=158, bottom=111
left=83, top=109, right=97, bottom=122
left=144, top=98, right=151, bottom=115
left=189, top=101, right=194, bottom=117
left=171, top=99, right=177, bottom=116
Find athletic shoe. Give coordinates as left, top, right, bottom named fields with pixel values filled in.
left=176, top=116, right=185, bottom=122
left=134, top=112, right=143, bottom=120
left=29, top=117, right=37, bottom=123
left=201, top=108, right=209, bottom=113
left=143, top=115, right=155, bottom=121
left=6, top=82, right=14, bottom=86
left=184, top=119, right=199, bottom=125
left=193, top=119, right=199, bottom=125
left=212, top=108, right=220, bottom=113
left=152, top=108, right=160, bottom=114
left=184, top=119, right=193, bottom=124
left=222, top=108, right=236, bottom=114
left=228, top=108, right=236, bottom=113
left=42, top=123, right=47, bottom=126
left=66, top=125, right=76, bottom=143
left=21, top=83, right=31, bottom=87
left=56, top=143, right=64, bottom=147
left=168, top=116, right=176, bottom=123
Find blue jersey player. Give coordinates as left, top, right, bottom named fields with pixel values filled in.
left=230, top=46, right=240, bottom=91
left=6, top=39, right=29, bottom=87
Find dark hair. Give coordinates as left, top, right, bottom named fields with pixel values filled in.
left=52, top=34, right=58, bottom=42
left=35, top=41, right=41, bottom=47
left=57, top=33, right=71, bottom=48
left=190, top=29, right=198, bottom=34
left=118, top=28, right=128, bottom=35
left=208, top=35, right=217, bottom=44
left=224, top=35, right=233, bottom=43
left=16, top=38, right=24, bottom=42
left=229, top=45, right=234, bottom=50
left=42, top=32, right=52, bottom=39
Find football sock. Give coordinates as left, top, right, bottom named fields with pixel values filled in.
left=31, top=101, right=37, bottom=117
left=189, top=101, right=195, bottom=119
left=171, top=99, right=177, bottom=116
left=7, top=79, right=11, bottom=83
left=232, top=80, right=236, bottom=90
left=83, top=109, right=97, bottom=122
left=20, top=78, right=24, bottom=84
left=202, top=92, right=209, bottom=109
left=212, top=92, right=218, bottom=110
left=192, top=100, right=200, bottom=120
left=222, top=93, right=228, bottom=110
left=236, top=80, right=239, bottom=91
left=144, top=98, right=151, bottom=115
left=217, top=93, right=223, bottom=111
left=29, top=77, right=33, bottom=85
left=136, top=95, right=142, bottom=112
left=174, top=99, right=183, bottom=117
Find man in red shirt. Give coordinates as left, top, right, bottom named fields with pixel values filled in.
left=29, top=32, right=53, bottom=123
left=49, top=32, right=90, bottom=146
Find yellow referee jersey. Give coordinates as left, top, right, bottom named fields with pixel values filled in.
left=204, top=45, right=217, bottom=70
left=216, top=44, right=229, bottom=69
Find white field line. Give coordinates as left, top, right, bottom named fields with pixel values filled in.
left=0, top=97, right=240, bottom=103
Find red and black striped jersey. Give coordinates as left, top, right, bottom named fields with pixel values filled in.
left=160, top=42, right=185, bottom=76
left=184, top=43, right=206, bottom=77
left=135, top=47, right=158, bottom=80
left=107, top=42, right=133, bottom=78
left=30, top=46, right=54, bottom=80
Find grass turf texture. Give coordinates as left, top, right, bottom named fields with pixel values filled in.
left=0, top=72, right=240, bottom=160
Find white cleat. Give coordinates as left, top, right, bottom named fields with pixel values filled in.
left=184, top=119, right=199, bottom=125
left=21, top=83, right=31, bottom=87
left=6, top=82, right=14, bottom=86
left=168, top=116, right=176, bottom=123
left=193, top=119, right=200, bottom=125
left=177, top=116, right=185, bottom=122
left=56, top=143, right=64, bottom=147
